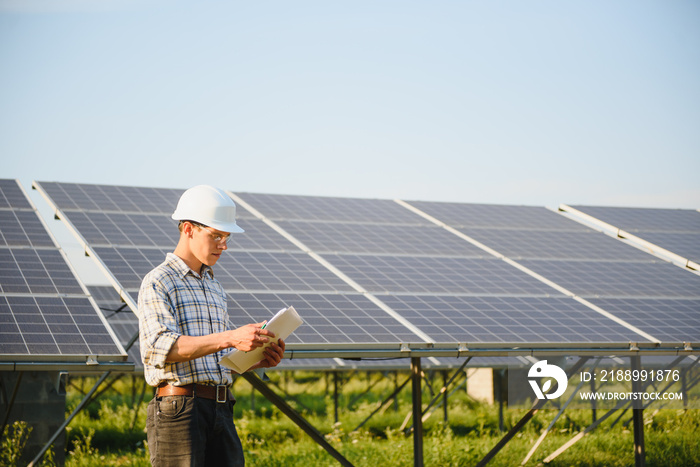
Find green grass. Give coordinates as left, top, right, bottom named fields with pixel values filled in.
left=10, top=371, right=699, bottom=466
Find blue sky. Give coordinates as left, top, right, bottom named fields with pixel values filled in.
left=2, top=0, right=699, bottom=211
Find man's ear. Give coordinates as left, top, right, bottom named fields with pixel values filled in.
left=181, top=221, right=196, bottom=238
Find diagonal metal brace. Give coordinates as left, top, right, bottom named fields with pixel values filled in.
left=241, top=371, right=355, bottom=467
left=476, top=356, right=590, bottom=467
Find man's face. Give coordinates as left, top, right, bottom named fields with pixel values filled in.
left=191, top=224, right=231, bottom=267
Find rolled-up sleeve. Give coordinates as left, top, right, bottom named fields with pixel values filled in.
left=138, top=273, right=180, bottom=370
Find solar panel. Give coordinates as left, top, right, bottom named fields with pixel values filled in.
left=0, top=211, right=56, bottom=247
left=0, top=180, right=127, bottom=363
left=235, top=192, right=427, bottom=224
left=565, top=205, right=700, bottom=265
left=227, top=292, right=422, bottom=344
left=276, top=220, right=487, bottom=256
left=458, top=228, right=656, bottom=261
left=376, top=295, right=642, bottom=344
left=0, top=179, right=33, bottom=210
left=0, top=249, right=85, bottom=295
left=406, top=201, right=590, bottom=230
left=37, top=181, right=184, bottom=214
left=569, top=205, right=700, bottom=233
left=586, top=298, right=700, bottom=345
left=92, top=247, right=358, bottom=293
left=318, top=254, right=555, bottom=295
left=639, top=232, right=700, bottom=263
left=519, top=259, right=700, bottom=299
left=35, top=181, right=697, bottom=355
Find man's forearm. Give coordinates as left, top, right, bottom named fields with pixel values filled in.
left=166, top=334, right=226, bottom=363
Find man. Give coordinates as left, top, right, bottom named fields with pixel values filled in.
left=138, top=185, right=285, bottom=466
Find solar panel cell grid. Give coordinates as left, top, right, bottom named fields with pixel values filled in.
left=520, top=259, right=700, bottom=299
left=378, top=295, right=648, bottom=344
left=226, top=292, right=423, bottom=344
left=321, top=254, right=555, bottom=295
left=236, top=192, right=427, bottom=224
left=0, top=179, right=32, bottom=210
left=276, top=220, right=487, bottom=256
left=0, top=211, right=56, bottom=247
left=637, top=232, right=700, bottom=263
left=38, top=182, right=185, bottom=214
left=407, top=201, right=589, bottom=230
left=0, top=295, right=123, bottom=357
left=459, top=228, right=655, bottom=261
left=571, top=206, right=700, bottom=233
left=588, top=298, right=700, bottom=344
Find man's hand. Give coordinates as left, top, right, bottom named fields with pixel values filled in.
left=228, top=322, right=276, bottom=352
left=250, top=338, right=286, bottom=370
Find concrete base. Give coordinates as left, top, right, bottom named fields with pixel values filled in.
left=1, top=371, right=67, bottom=466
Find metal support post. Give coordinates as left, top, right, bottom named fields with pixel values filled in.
left=411, top=357, right=424, bottom=467
left=631, top=356, right=645, bottom=467
left=334, top=371, right=339, bottom=423
left=442, top=371, right=448, bottom=423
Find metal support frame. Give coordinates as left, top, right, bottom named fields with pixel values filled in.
left=242, top=371, right=354, bottom=467
left=542, top=355, right=693, bottom=464
left=353, top=372, right=412, bottom=432
left=476, top=357, right=590, bottom=467
left=521, top=357, right=602, bottom=465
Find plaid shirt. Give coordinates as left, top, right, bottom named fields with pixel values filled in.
left=138, top=253, right=232, bottom=387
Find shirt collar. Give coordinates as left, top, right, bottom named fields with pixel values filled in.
left=166, top=252, right=215, bottom=280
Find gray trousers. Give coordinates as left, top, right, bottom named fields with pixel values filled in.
left=147, top=395, right=245, bottom=467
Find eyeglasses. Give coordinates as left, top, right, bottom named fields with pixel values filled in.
left=190, top=222, right=232, bottom=245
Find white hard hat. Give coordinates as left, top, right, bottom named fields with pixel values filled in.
left=171, top=185, right=244, bottom=233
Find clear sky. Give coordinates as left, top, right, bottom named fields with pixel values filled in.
left=1, top=0, right=699, bottom=211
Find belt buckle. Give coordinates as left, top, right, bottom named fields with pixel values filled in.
left=216, top=385, right=227, bottom=403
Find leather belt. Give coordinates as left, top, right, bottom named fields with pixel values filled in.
left=156, top=383, right=232, bottom=403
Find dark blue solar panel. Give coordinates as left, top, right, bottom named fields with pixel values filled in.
left=0, top=179, right=32, bottom=210
left=519, top=259, right=700, bottom=299
left=277, top=220, right=487, bottom=257
left=320, top=254, right=556, bottom=295
left=587, top=298, right=700, bottom=344
left=406, top=201, right=588, bottom=230
left=378, top=294, right=650, bottom=344
left=236, top=192, right=426, bottom=224
left=459, top=228, right=655, bottom=261
left=227, top=292, right=423, bottom=345
left=93, top=247, right=356, bottom=293
left=570, top=205, right=700, bottom=233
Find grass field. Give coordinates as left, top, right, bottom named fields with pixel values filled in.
left=3, top=370, right=699, bottom=466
